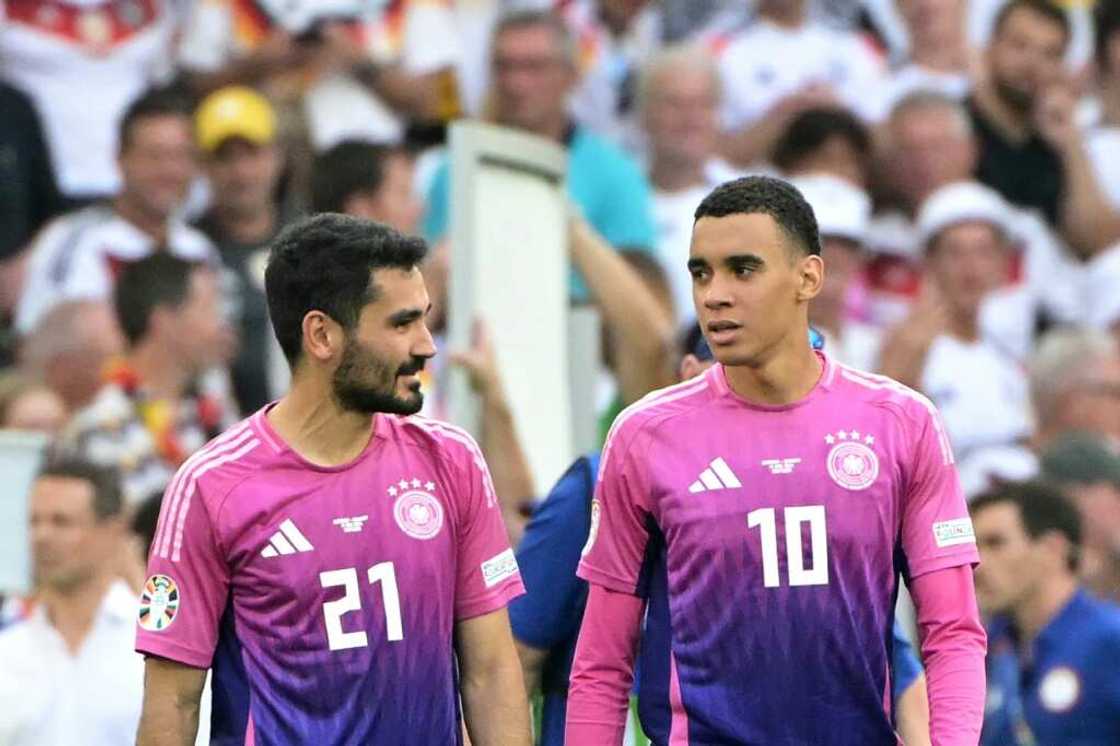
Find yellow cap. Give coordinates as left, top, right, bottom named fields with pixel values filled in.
left=195, top=86, right=276, bottom=153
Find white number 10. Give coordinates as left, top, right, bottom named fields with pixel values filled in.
left=746, top=505, right=829, bottom=588
left=319, top=562, right=404, bottom=651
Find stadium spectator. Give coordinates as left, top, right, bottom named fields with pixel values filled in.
left=639, top=44, right=740, bottom=324
left=62, top=255, right=235, bottom=507
left=193, top=86, right=290, bottom=415
left=715, top=0, right=886, bottom=168
left=1028, top=327, right=1120, bottom=450
left=0, top=372, right=67, bottom=435
left=1084, top=1, right=1120, bottom=211
left=1041, top=433, right=1120, bottom=603
left=771, top=107, right=873, bottom=189
left=870, top=0, right=973, bottom=121
left=968, top=0, right=1120, bottom=256
left=792, top=174, right=881, bottom=371
left=0, top=82, right=63, bottom=274
left=178, top=0, right=462, bottom=150
left=310, top=140, right=423, bottom=234
left=0, top=0, right=178, bottom=203
left=17, top=300, right=125, bottom=413
left=879, top=182, right=1034, bottom=495
left=0, top=457, right=143, bottom=746
left=424, top=8, right=656, bottom=301
left=14, top=88, right=217, bottom=335
left=972, top=481, right=1120, bottom=746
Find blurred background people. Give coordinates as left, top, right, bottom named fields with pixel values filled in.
left=0, top=372, right=67, bottom=436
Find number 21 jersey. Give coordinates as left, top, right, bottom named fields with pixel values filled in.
left=136, top=408, right=524, bottom=744
left=579, top=353, right=979, bottom=745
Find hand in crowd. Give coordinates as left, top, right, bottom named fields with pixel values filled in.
left=1035, top=80, right=1081, bottom=152
left=451, top=318, right=503, bottom=402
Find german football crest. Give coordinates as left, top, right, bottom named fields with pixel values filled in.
left=824, top=430, right=879, bottom=491
left=389, top=478, right=444, bottom=540
left=138, top=574, right=180, bottom=631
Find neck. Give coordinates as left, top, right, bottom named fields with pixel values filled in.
left=1014, top=574, right=1078, bottom=645
left=213, top=203, right=277, bottom=245
left=973, top=82, right=1032, bottom=142
left=267, top=377, right=375, bottom=466
left=114, top=195, right=169, bottom=244
left=529, top=115, right=570, bottom=145
left=1102, top=81, right=1120, bottom=128
left=947, top=308, right=980, bottom=342
left=760, top=1, right=805, bottom=28
left=129, top=340, right=191, bottom=401
left=723, top=338, right=822, bottom=406
left=649, top=157, right=707, bottom=193
left=42, top=572, right=113, bottom=655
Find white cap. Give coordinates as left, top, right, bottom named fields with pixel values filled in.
left=917, top=181, right=1016, bottom=250
left=791, top=174, right=871, bottom=244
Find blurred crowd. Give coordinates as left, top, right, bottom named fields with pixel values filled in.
left=1, top=0, right=1120, bottom=744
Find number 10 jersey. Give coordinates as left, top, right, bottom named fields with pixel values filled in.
left=135, top=408, right=524, bottom=745
left=579, top=353, right=979, bottom=745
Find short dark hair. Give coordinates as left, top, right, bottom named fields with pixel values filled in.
left=993, top=0, right=1071, bottom=47
left=118, top=86, right=192, bottom=153
left=310, top=140, right=401, bottom=214
left=694, top=175, right=822, bottom=256
left=114, top=254, right=201, bottom=345
left=1096, top=0, right=1120, bottom=71
left=38, top=454, right=123, bottom=520
left=265, top=213, right=429, bottom=366
left=970, top=480, right=1083, bottom=571
left=771, top=106, right=871, bottom=177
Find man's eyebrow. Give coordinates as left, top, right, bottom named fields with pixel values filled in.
left=724, top=253, right=765, bottom=269
left=687, top=258, right=710, bottom=272
left=389, top=308, right=425, bottom=324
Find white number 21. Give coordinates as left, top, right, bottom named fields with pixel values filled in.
left=746, top=506, right=829, bottom=588
left=319, top=562, right=403, bottom=651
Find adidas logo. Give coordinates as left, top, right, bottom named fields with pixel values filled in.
left=261, top=519, right=315, bottom=558
left=688, top=457, right=742, bottom=493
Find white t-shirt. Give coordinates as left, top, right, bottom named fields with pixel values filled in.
left=15, top=205, right=218, bottom=334
left=818, top=322, right=883, bottom=373
left=1086, top=127, right=1120, bottom=210
left=920, top=333, right=1033, bottom=464
left=716, top=18, right=887, bottom=130
left=178, top=0, right=460, bottom=148
left=0, top=0, right=178, bottom=197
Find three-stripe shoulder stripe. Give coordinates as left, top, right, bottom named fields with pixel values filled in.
left=156, top=423, right=261, bottom=561
left=838, top=365, right=954, bottom=466
left=600, top=376, right=711, bottom=478
left=407, top=416, right=499, bottom=508
left=261, top=519, right=314, bottom=558
left=688, top=457, right=742, bottom=493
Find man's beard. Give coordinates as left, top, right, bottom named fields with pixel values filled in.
left=994, top=77, right=1035, bottom=116
left=332, top=336, right=426, bottom=416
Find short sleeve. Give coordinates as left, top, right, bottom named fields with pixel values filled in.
left=900, top=404, right=980, bottom=580
left=135, top=476, right=230, bottom=668
left=576, top=423, right=652, bottom=594
left=453, top=440, right=525, bottom=620
left=508, top=456, right=596, bottom=650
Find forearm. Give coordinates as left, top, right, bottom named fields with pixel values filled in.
left=896, top=674, right=932, bottom=746
left=356, top=65, right=446, bottom=120
left=566, top=585, right=644, bottom=744
left=878, top=334, right=933, bottom=391
left=135, top=688, right=200, bottom=746
left=1060, top=140, right=1120, bottom=258
left=910, top=566, right=987, bottom=746
left=570, top=219, right=674, bottom=392
left=479, top=395, right=535, bottom=544
left=461, top=656, right=532, bottom=746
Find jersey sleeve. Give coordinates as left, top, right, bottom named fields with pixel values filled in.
left=577, top=421, right=653, bottom=594
left=508, top=456, right=596, bottom=650
left=453, top=439, right=525, bottom=620
left=135, top=475, right=230, bottom=668
left=900, top=403, right=980, bottom=580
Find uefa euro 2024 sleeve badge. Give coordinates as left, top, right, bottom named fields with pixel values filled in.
left=138, top=574, right=180, bottom=631
left=824, top=429, right=879, bottom=491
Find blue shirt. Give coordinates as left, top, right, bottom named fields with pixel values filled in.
left=511, top=453, right=926, bottom=746
left=423, top=125, right=656, bottom=302
left=982, top=589, right=1120, bottom=746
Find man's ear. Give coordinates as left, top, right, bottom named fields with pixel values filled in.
left=797, top=254, right=824, bottom=302
left=302, top=311, right=343, bottom=363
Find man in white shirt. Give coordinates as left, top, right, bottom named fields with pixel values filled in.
left=14, top=88, right=217, bottom=335
left=639, top=44, right=742, bottom=322
left=0, top=456, right=143, bottom=746
left=715, top=0, right=886, bottom=167
left=879, top=181, right=1036, bottom=496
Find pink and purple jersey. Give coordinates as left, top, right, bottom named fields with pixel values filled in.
left=136, top=408, right=523, bottom=744
left=579, top=353, right=979, bottom=745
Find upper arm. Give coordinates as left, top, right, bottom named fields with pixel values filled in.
left=900, top=403, right=979, bottom=581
